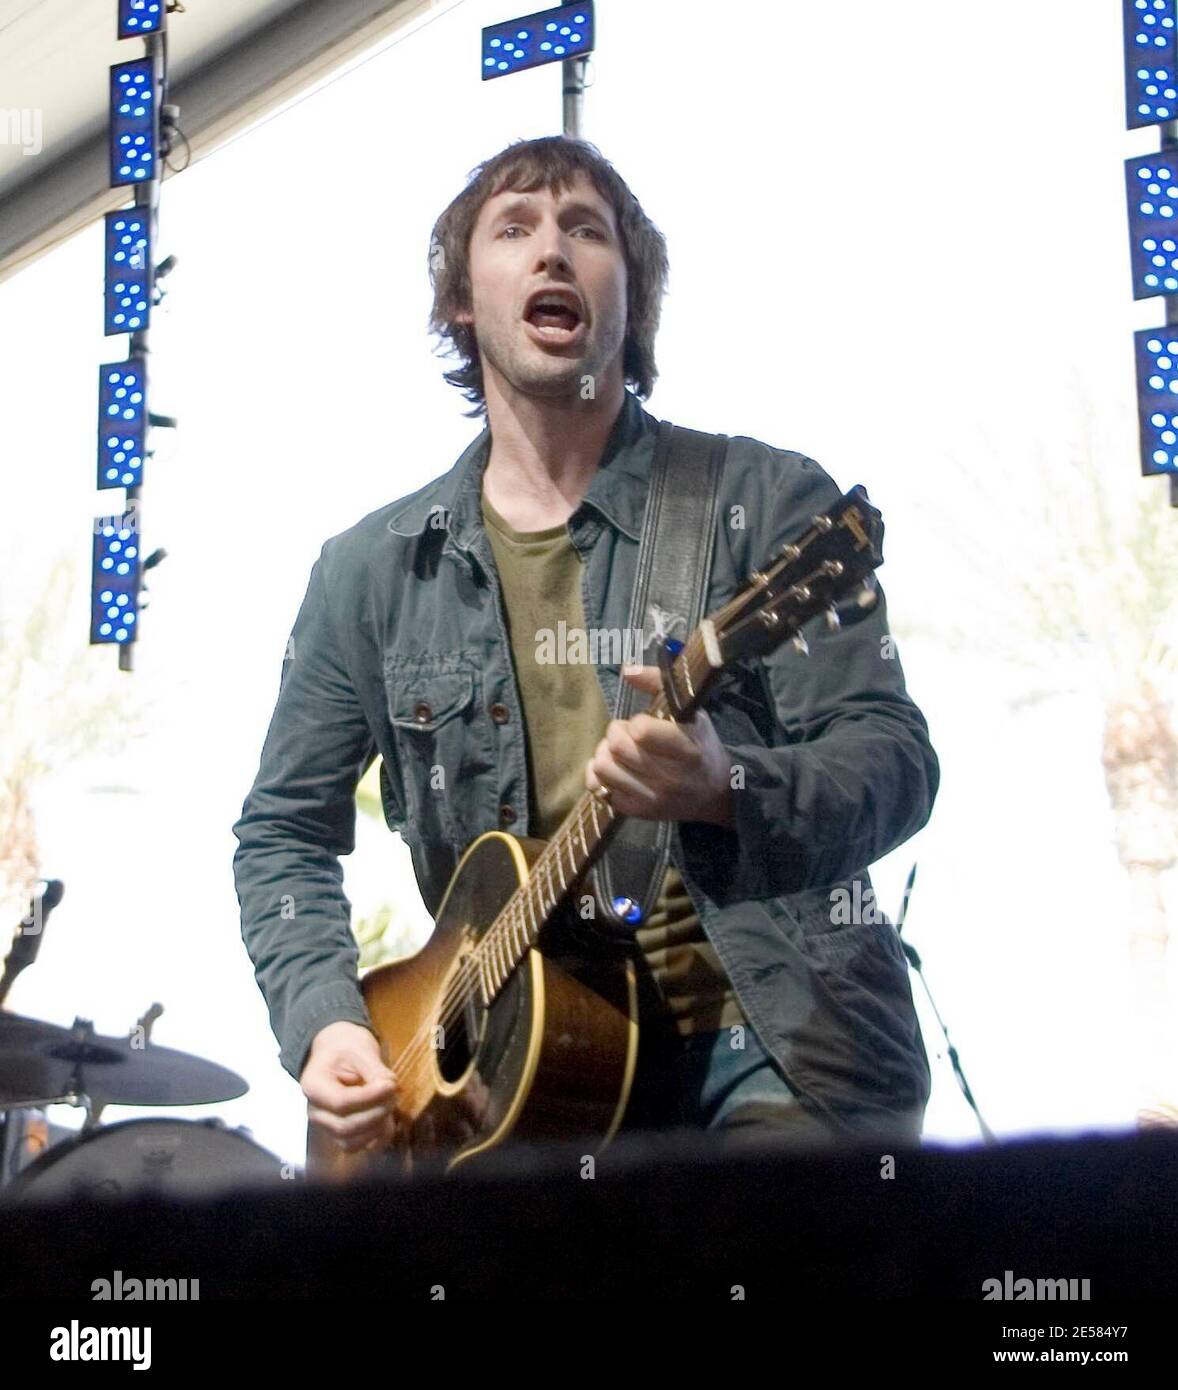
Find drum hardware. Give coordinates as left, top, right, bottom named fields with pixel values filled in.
left=0, top=1011, right=249, bottom=1109
left=0, top=880, right=63, bottom=1009
left=6, top=1117, right=287, bottom=1201
left=1, top=879, right=278, bottom=1195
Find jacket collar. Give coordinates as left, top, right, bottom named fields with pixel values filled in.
left=385, top=388, right=659, bottom=553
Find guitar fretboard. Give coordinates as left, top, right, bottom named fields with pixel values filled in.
left=468, top=627, right=716, bottom=1002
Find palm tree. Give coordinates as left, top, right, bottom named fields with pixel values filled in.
left=900, top=382, right=1178, bottom=1125
left=0, top=550, right=148, bottom=939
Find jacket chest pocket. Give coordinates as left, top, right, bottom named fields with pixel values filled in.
left=382, top=654, right=495, bottom=849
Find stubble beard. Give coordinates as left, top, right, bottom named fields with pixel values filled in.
left=476, top=301, right=626, bottom=404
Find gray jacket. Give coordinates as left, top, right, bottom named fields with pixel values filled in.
left=232, top=389, right=939, bottom=1137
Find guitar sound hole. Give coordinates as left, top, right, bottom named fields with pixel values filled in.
left=436, top=974, right=486, bottom=1084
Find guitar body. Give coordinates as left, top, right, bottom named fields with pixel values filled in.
left=306, top=830, right=639, bottom=1181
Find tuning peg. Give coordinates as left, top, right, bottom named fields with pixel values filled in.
left=855, top=580, right=878, bottom=610
left=791, top=631, right=810, bottom=656
left=824, top=604, right=841, bottom=632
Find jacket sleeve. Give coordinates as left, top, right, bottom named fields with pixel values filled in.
left=232, top=541, right=378, bottom=1080
left=676, top=449, right=940, bottom=905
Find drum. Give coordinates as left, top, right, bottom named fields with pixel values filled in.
left=7, top=1117, right=288, bottom=1201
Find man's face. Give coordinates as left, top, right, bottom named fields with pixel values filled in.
left=456, top=174, right=628, bottom=404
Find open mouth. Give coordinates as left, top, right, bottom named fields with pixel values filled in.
left=524, top=297, right=585, bottom=346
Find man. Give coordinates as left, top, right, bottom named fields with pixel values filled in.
left=232, top=135, right=939, bottom=1162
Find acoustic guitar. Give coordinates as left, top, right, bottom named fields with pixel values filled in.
left=306, top=485, right=884, bottom=1180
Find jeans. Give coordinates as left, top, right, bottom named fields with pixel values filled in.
left=620, top=1019, right=923, bottom=1150
left=621, top=1020, right=815, bottom=1136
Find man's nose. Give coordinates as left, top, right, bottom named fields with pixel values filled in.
left=533, top=225, right=573, bottom=272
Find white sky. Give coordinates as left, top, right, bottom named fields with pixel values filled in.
left=2, top=0, right=1176, bottom=1170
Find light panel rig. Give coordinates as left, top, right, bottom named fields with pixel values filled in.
left=93, top=3, right=175, bottom=661
left=481, top=2, right=595, bottom=137
left=103, top=209, right=151, bottom=336
left=481, top=2, right=593, bottom=79
left=91, top=514, right=142, bottom=646
left=1123, top=0, right=1178, bottom=504
left=117, top=0, right=163, bottom=40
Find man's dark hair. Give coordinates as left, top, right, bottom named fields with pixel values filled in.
left=427, top=135, right=669, bottom=419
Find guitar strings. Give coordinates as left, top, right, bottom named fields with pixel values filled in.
left=379, top=785, right=621, bottom=1097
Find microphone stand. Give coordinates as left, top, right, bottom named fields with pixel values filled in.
left=895, top=863, right=996, bottom=1144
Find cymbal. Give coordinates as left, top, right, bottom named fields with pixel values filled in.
left=0, top=1013, right=248, bottom=1107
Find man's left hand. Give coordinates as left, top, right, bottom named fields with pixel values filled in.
left=584, top=664, right=734, bottom=828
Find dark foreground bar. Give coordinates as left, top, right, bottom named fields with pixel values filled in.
left=2, top=1126, right=1176, bottom=1302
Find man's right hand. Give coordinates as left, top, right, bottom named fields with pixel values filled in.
left=301, top=1020, right=400, bottom=1154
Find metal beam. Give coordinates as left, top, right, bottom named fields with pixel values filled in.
left=0, top=0, right=443, bottom=284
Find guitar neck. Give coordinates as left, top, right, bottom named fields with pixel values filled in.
left=469, top=624, right=723, bottom=1002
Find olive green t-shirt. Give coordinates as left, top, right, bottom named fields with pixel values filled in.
left=480, top=487, right=745, bottom=1037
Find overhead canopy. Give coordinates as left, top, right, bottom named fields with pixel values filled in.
left=0, top=0, right=442, bottom=284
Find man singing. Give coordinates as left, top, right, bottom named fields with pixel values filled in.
left=232, top=135, right=939, bottom=1162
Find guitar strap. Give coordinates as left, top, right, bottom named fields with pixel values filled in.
left=588, top=418, right=729, bottom=938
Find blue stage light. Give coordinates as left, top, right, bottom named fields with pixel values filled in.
left=1123, top=152, right=1178, bottom=298
left=90, top=513, right=142, bottom=645
left=1133, top=327, right=1178, bottom=473
left=109, top=58, right=157, bottom=187
left=97, top=358, right=148, bottom=490
left=482, top=3, right=594, bottom=81
left=118, top=0, right=163, bottom=39
left=1123, top=0, right=1178, bottom=129
left=103, top=210, right=151, bottom=335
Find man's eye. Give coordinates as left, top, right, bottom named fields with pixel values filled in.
left=575, top=225, right=604, bottom=239
left=500, top=225, right=524, bottom=238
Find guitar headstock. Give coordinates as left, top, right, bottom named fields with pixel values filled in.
left=712, top=484, right=884, bottom=665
